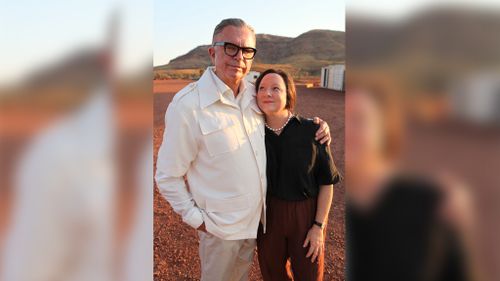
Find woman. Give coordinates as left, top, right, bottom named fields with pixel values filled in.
left=255, top=69, right=340, bottom=281
left=345, top=79, right=476, bottom=281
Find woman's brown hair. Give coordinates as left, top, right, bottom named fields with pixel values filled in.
left=255, top=69, right=297, bottom=112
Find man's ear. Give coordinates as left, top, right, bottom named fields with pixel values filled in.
left=208, top=47, right=215, bottom=65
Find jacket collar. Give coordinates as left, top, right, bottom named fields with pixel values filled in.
left=248, top=87, right=263, bottom=115
left=198, top=66, right=259, bottom=112
left=198, top=67, right=224, bottom=109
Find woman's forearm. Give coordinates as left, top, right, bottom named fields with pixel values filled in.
left=315, top=185, right=334, bottom=224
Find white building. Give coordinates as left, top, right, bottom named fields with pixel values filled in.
left=245, top=71, right=260, bottom=84
left=321, top=64, right=345, bottom=91
left=450, top=73, right=500, bottom=125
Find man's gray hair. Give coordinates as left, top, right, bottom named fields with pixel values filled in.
left=212, top=18, right=255, bottom=44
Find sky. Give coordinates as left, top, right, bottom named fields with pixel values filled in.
left=3, top=1, right=500, bottom=86
left=347, top=0, right=500, bottom=20
left=154, top=0, right=346, bottom=67
left=0, top=0, right=152, bottom=87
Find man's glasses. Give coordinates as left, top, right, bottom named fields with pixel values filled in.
left=213, top=42, right=257, bottom=60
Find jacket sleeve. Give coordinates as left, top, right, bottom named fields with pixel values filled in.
left=155, top=102, right=203, bottom=229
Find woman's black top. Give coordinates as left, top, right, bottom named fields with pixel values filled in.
left=265, top=115, right=340, bottom=201
left=346, top=176, right=468, bottom=281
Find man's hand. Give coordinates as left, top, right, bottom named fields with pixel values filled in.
left=313, top=117, right=331, bottom=145
left=303, top=225, right=324, bottom=263
left=197, top=222, right=207, bottom=232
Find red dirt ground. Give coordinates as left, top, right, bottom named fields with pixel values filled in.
left=153, top=80, right=345, bottom=281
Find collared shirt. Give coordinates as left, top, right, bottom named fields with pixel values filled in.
left=210, top=68, right=245, bottom=108
left=155, top=67, right=267, bottom=240
left=265, top=115, right=340, bottom=201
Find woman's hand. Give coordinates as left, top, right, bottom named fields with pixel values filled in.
left=313, top=117, right=331, bottom=145
left=303, top=225, right=324, bottom=263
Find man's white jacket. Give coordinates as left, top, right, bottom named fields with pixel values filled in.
left=155, top=67, right=267, bottom=240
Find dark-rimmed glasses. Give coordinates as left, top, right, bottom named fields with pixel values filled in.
left=213, top=41, right=257, bottom=60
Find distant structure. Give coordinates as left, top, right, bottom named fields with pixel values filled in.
left=245, top=71, right=260, bottom=84
left=450, top=72, right=500, bottom=126
left=321, top=64, right=345, bottom=91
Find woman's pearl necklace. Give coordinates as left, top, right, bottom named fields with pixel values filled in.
left=265, top=113, right=293, bottom=132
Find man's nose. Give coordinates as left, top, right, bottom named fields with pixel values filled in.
left=234, top=49, right=244, bottom=60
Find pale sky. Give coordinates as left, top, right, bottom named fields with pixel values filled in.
left=154, top=0, right=346, bottom=67
left=4, top=1, right=499, bottom=86
left=0, top=0, right=152, bottom=87
left=347, top=0, right=500, bottom=20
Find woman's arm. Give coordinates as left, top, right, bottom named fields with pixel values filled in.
left=303, top=184, right=333, bottom=262
left=315, top=184, right=334, bottom=227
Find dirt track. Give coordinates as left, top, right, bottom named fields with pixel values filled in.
left=154, top=80, right=345, bottom=281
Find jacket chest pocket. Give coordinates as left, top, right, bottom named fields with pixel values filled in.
left=199, top=116, right=240, bottom=157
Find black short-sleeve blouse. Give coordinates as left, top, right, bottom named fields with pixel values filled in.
left=265, top=115, right=340, bottom=201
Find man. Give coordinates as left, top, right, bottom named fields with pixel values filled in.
left=155, top=18, right=330, bottom=281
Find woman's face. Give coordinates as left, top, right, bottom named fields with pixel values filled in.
left=256, top=73, right=288, bottom=116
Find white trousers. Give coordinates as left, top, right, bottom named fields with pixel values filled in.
left=198, top=231, right=256, bottom=281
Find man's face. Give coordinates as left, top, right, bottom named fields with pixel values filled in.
left=208, top=26, right=256, bottom=85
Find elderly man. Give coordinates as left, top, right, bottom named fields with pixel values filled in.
left=155, top=18, right=330, bottom=281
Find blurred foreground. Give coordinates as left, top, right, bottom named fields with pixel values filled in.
left=0, top=2, right=152, bottom=281
left=346, top=2, right=500, bottom=281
